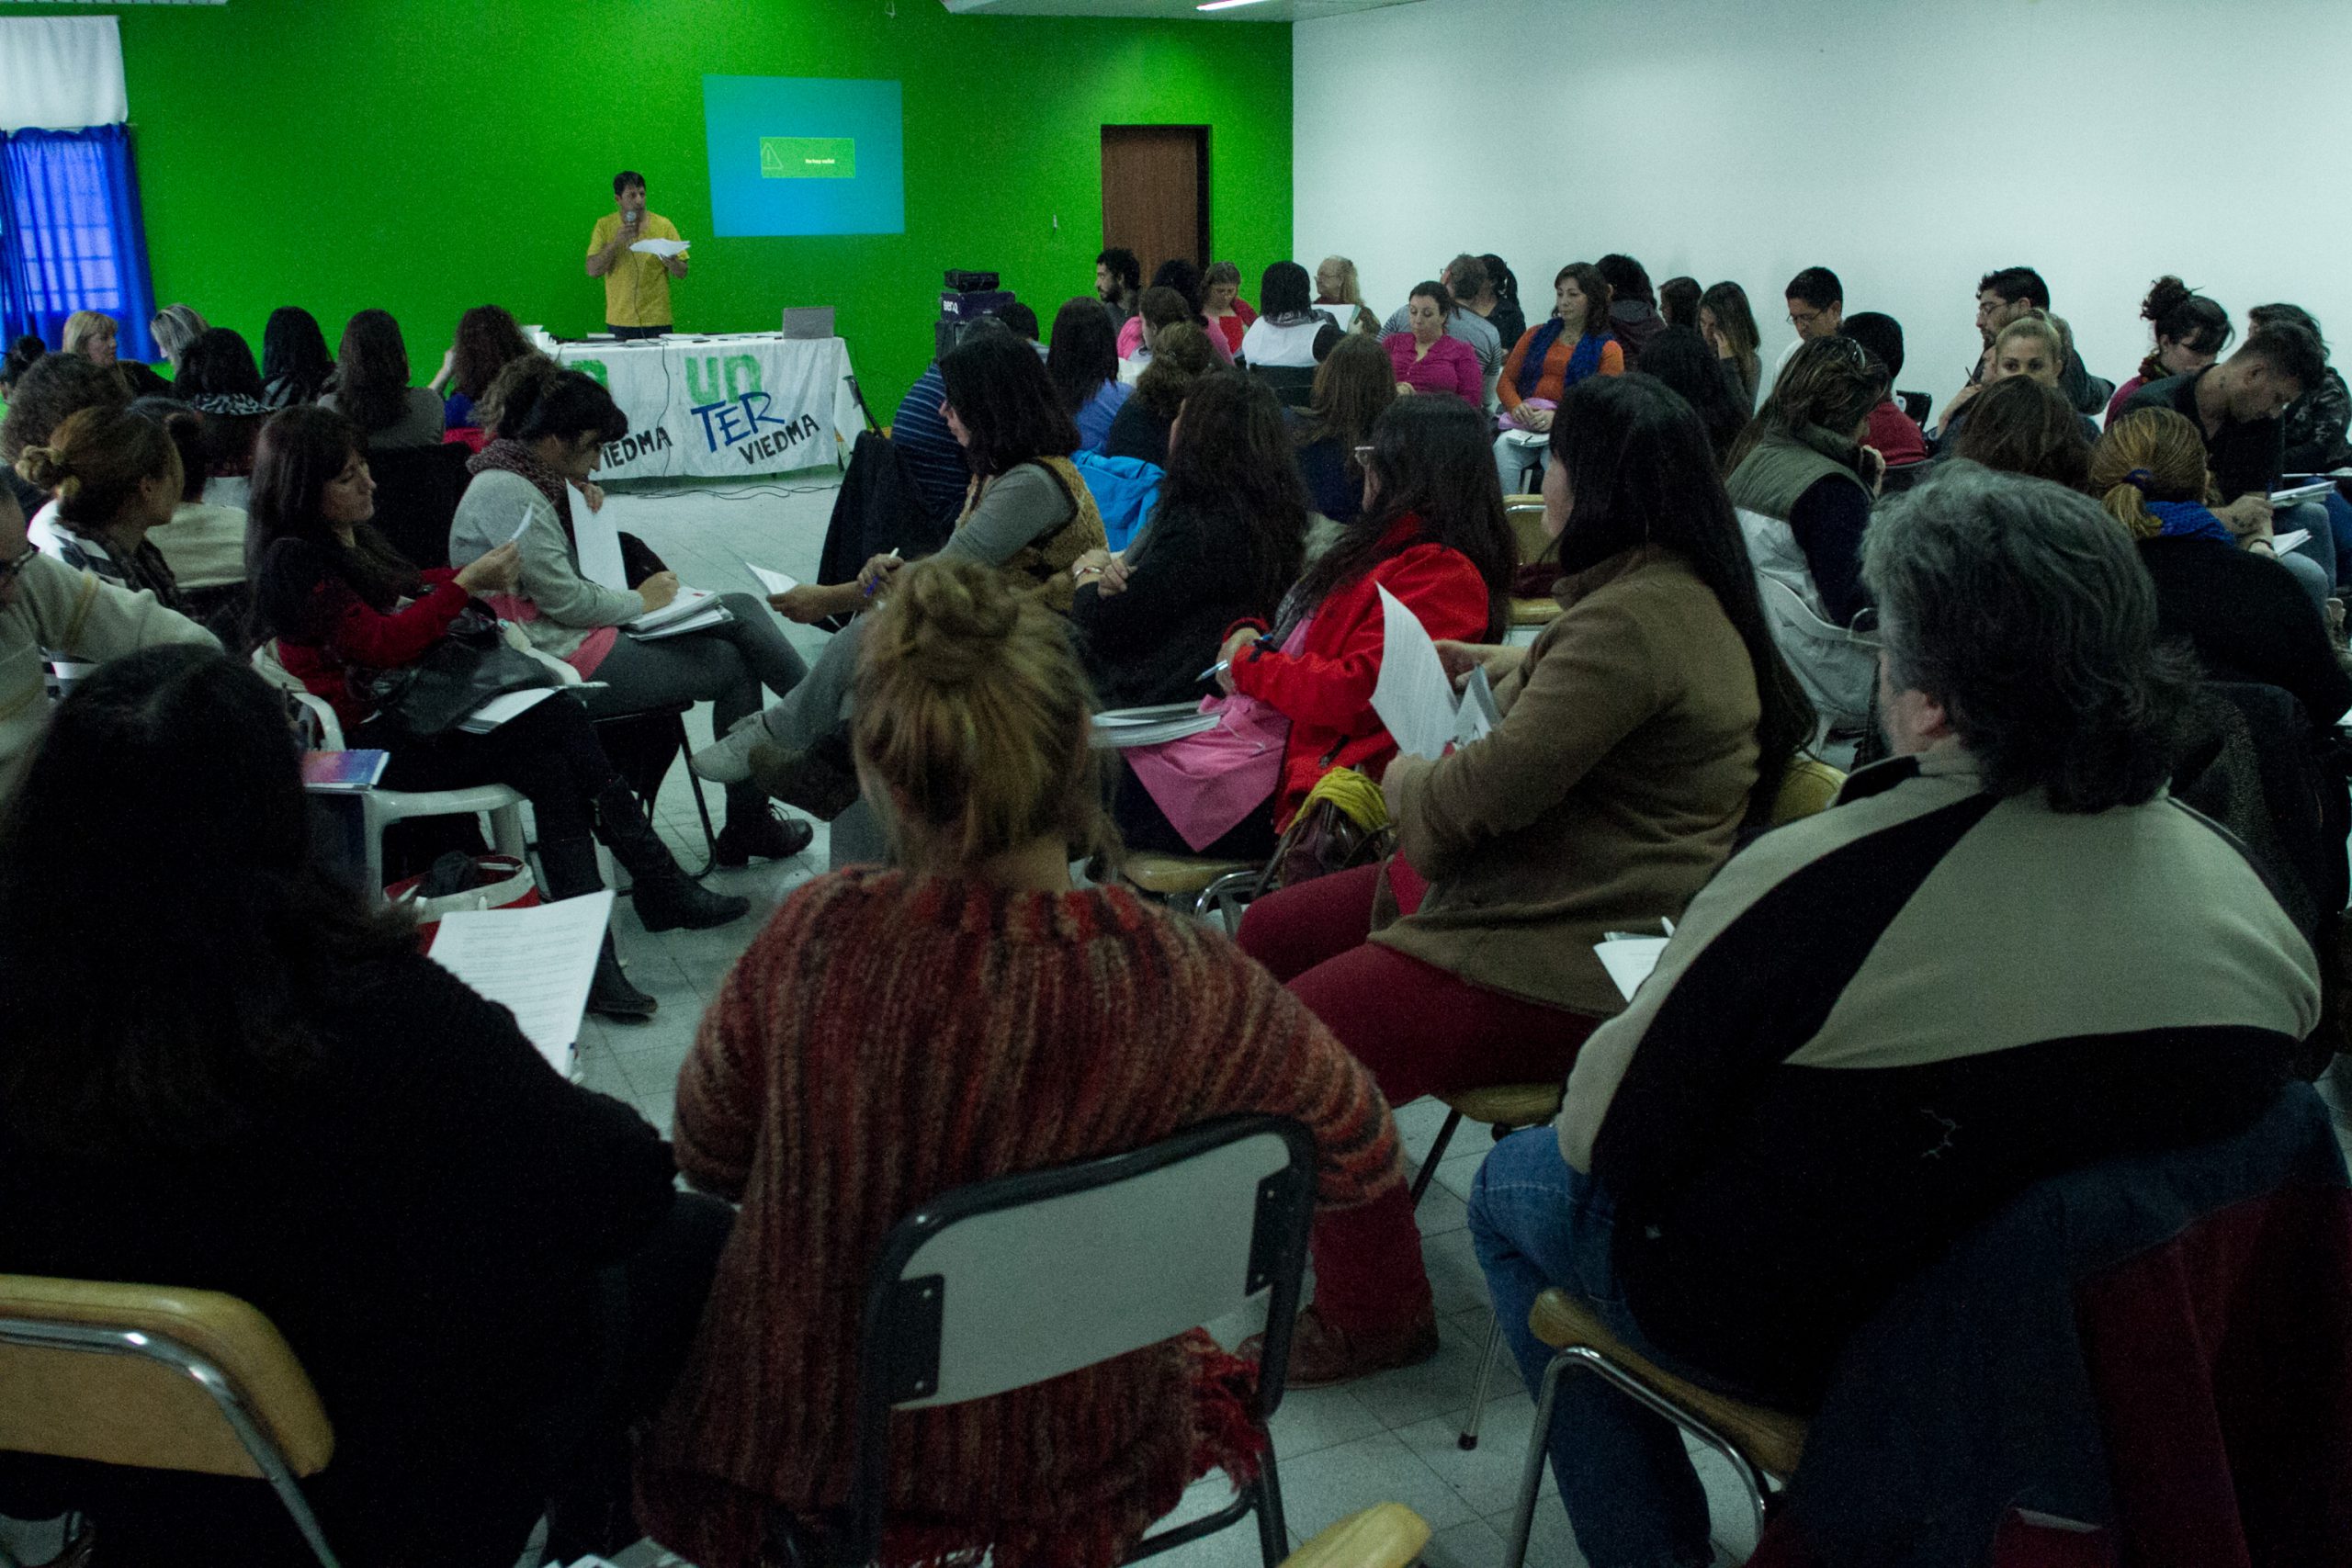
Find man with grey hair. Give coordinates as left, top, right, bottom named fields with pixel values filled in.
left=1464, top=463, right=2319, bottom=1568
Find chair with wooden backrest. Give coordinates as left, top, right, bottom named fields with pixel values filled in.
left=1501, top=1288, right=1806, bottom=1568
left=1119, top=853, right=1264, bottom=933
left=1502, top=495, right=1558, bottom=636
left=0, top=1275, right=341, bottom=1567
left=1282, top=1505, right=1430, bottom=1568
left=1418, top=756, right=1849, bottom=1452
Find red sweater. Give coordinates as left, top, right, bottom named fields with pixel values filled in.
left=273, top=566, right=473, bottom=728
left=637, top=871, right=1400, bottom=1568
left=1230, top=517, right=1496, bottom=825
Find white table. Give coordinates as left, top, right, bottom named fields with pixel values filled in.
left=529, top=330, right=864, bottom=480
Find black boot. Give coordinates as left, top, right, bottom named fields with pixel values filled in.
left=540, top=835, right=658, bottom=1021
left=716, top=797, right=816, bottom=866
left=592, top=781, right=751, bottom=932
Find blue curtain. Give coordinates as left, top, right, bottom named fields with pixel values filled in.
left=0, top=125, right=158, bottom=363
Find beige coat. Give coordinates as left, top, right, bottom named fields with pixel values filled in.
left=1372, top=546, right=1762, bottom=1016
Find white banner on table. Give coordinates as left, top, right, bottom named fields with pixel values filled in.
left=535, top=332, right=863, bottom=480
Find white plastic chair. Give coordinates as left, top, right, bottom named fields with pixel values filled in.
left=794, top=1113, right=1320, bottom=1568
left=251, top=643, right=527, bottom=901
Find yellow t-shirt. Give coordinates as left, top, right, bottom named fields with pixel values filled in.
left=588, top=210, right=682, bottom=329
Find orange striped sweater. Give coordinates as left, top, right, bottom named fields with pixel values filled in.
left=636, top=870, right=1401, bottom=1568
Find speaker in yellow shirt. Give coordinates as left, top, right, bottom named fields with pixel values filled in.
left=585, top=170, right=688, bottom=338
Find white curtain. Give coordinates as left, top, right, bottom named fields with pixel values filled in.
left=0, top=18, right=128, bottom=132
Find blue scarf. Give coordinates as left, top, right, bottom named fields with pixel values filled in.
left=1513, top=321, right=1612, bottom=400
left=2146, top=499, right=2238, bottom=546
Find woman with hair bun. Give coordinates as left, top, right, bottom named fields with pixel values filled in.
left=635, top=555, right=1404, bottom=1568
left=16, top=403, right=188, bottom=608
left=2105, top=276, right=2233, bottom=428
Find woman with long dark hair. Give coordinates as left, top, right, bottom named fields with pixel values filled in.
left=1119, top=395, right=1515, bottom=858
left=431, top=304, right=535, bottom=431
left=171, top=327, right=271, bottom=498
left=250, top=405, right=747, bottom=1018
left=1236, top=373, right=1816, bottom=1385
left=1698, top=280, right=1765, bottom=408
left=1072, top=371, right=1308, bottom=708
left=447, top=356, right=813, bottom=867
left=0, top=645, right=729, bottom=1567
left=261, top=305, right=336, bottom=409
left=1046, top=294, right=1130, bottom=452
left=1290, top=333, right=1397, bottom=527
left=1635, top=324, right=1748, bottom=468
left=1239, top=260, right=1340, bottom=369
left=1494, top=261, right=1622, bottom=489
left=322, top=309, right=447, bottom=447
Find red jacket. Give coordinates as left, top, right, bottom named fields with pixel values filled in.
left=1229, top=518, right=1494, bottom=826
left=277, top=568, right=473, bottom=728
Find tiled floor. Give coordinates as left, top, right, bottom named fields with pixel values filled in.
left=541, top=475, right=1767, bottom=1566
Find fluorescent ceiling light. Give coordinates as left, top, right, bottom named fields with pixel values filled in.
left=1196, top=1, right=1273, bottom=9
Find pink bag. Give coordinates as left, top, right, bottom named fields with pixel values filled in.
left=1125, top=619, right=1311, bottom=852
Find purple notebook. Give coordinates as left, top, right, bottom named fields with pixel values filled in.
left=301, top=750, right=390, bottom=791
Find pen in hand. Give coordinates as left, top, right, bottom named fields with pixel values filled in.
left=862, top=547, right=901, bottom=599
left=1197, top=659, right=1230, bottom=683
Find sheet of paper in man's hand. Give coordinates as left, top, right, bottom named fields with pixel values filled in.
left=628, top=237, right=691, bottom=258
left=1374, top=584, right=1487, bottom=760
left=427, top=890, right=612, bottom=1077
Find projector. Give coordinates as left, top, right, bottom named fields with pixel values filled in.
left=943, top=269, right=1001, bottom=293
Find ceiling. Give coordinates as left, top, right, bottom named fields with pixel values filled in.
left=940, top=0, right=1429, bottom=19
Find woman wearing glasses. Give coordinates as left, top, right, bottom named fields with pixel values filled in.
left=1723, top=335, right=1887, bottom=733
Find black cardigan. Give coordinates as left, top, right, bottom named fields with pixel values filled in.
left=0, top=952, right=678, bottom=1562
left=1072, top=496, right=1280, bottom=710
left=2139, top=536, right=2352, bottom=726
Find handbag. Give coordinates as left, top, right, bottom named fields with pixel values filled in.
left=1255, top=766, right=1395, bottom=894
left=386, top=852, right=540, bottom=951
left=354, top=604, right=560, bottom=739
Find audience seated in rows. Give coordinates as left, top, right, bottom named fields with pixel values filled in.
left=1594, top=254, right=1665, bottom=369
left=1492, top=261, right=1621, bottom=491
left=1473, top=462, right=2322, bottom=1568
left=1201, top=259, right=1257, bottom=358
left=2104, top=275, right=2233, bottom=428
left=1838, top=310, right=1929, bottom=468
left=1238, top=260, right=1342, bottom=369
left=1697, top=279, right=1765, bottom=408
left=444, top=356, right=813, bottom=875
left=1105, top=320, right=1216, bottom=469
left=1093, top=244, right=1141, bottom=328
left=249, top=405, right=747, bottom=1017
left=431, top=304, right=534, bottom=434
left=1288, top=334, right=1396, bottom=531
left=1235, top=375, right=1815, bottom=1385
left=1725, top=335, right=1885, bottom=730
left=1384, top=281, right=1484, bottom=404
left=1046, top=294, right=1132, bottom=451
left=1312, top=254, right=1382, bottom=336
left=62, top=309, right=170, bottom=399
left=321, top=309, right=447, bottom=450
left=1634, top=325, right=1749, bottom=469
left=0, top=477, right=214, bottom=807
left=1961, top=265, right=2111, bottom=416
left=635, top=556, right=1401, bottom=1568
left=1070, top=373, right=1306, bottom=710
left=694, top=331, right=1107, bottom=832
left=261, top=304, right=338, bottom=410
left=0, top=645, right=728, bottom=1567
left=1112, top=395, right=1513, bottom=861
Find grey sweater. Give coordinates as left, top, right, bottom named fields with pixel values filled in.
left=447, top=468, right=643, bottom=660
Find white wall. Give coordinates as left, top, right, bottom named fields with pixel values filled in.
left=1295, top=0, right=2352, bottom=405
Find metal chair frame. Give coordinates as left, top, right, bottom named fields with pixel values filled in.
left=0, top=1314, right=341, bottom=1568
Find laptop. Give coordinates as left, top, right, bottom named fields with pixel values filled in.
left=781, top=306, right=836, bottom=341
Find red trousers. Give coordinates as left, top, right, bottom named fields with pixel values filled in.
left=1238, top=861, right=1598, bottom=1336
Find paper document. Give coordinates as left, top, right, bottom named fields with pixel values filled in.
left=1372, top=585, right=1490, bottom=760
left=573, top=498, right=628, bottom=591
left=628, top=587, right=731, bottom=639
left=1456, top=666, right=1500, bottom=749
left=1594, top=937, right=1669, bottom=1002
left=2268, top=483, right=2333, bottom=507
left=2268, top=528, right=2312, bottom=555
left=506, top=507, right=535, bottom=547
left=427, top=890, right=613, bottom=1077
left=628, top=237, right=690, bottom=258
left=458, top=688, right=559, bottom=734
left=1091, top=703, right=1224, bottom=749
left=744, top=561, right=800, bottom=596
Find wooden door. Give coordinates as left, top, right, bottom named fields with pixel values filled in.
left=1101, top=126, right=1209, bottom=286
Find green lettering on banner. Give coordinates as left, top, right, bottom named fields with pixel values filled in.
left=574, top=359, right=609, bottom=389
left=725, top=355, right=762, bottom=400
left=687, top=355, right=765, bottom=404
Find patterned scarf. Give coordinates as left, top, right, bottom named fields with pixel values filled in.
left=467, top=438, right=575, bottom=543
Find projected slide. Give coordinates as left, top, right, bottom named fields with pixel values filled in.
left=703, top=75, right=905, bottom=237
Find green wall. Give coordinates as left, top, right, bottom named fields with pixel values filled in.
left=0, top=0, right=1293, bottom=423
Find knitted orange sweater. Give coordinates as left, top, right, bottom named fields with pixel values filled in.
left=636, top=870, right=1401, bottom=1568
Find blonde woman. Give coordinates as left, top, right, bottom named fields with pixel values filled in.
left=1314, top=254, right=1380, bottom=335
left=62, top=310, right=172, bottom=397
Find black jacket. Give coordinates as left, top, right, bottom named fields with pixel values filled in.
left=1072, top=495, right=1281, bottom=709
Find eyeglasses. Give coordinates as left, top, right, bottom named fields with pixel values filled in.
left=1787, top=308, right=1826, bottom=330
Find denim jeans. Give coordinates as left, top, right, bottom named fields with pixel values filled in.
left=2277, top=499, right=2336, bottom=608
left=1467, top=1127, right=1714, bottom=1568
left=2322, top=490, right=2352, bottom=589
